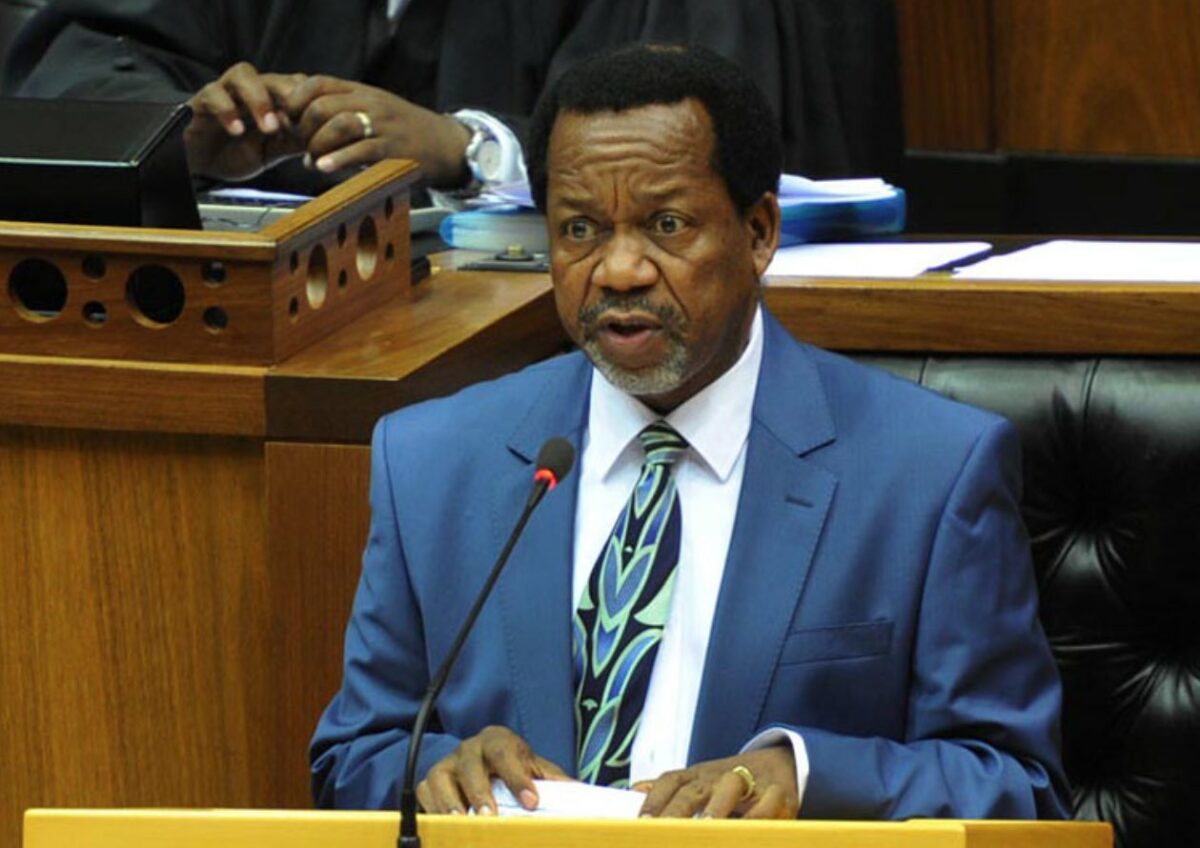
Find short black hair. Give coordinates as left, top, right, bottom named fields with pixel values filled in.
left=527, top=43, right=783, bottom=215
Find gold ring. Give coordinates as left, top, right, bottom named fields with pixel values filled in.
left=354, top=110, right=374, bottom=139
left=731, top=764, right=756, bottom=801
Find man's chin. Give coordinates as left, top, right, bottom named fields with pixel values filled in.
left=586, top=348, right=687, bottom=401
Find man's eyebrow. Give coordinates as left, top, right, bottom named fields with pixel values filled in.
left=550, top=193, right=605, bottom=214
left=552, top=183, right=693, bottom=212
left=636, top=184, right=691, bottom=204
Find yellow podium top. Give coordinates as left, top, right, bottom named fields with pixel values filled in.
left=24, top=808, right=1111, bottom=848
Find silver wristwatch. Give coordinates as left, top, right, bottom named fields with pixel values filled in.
left=460, top=116, right=503, bottom=188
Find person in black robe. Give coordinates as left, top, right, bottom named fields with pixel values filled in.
left=1, top=0, right=902, bottom=192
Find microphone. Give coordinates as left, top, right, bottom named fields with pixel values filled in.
left=398, top=436, right=576, bottom=848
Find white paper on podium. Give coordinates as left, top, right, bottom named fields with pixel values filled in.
left=954, top=239, right=1200, bottom=282
left=488, top=779, right=646, bottom=818
left=765, top=241, right=992, bottom=278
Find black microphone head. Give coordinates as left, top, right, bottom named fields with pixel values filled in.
left=536, top=437, right=575, bottom=485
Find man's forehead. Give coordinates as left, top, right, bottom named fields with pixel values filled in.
left=548, top=100, right=714, bottom=156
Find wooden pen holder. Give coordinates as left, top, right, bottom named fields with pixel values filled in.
left=0, top=160, right=420, bottom=366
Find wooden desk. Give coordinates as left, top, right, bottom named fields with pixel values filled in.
left=764, top=273, right=1200, bottom=354
left=0, top=260, right=562, bottom=848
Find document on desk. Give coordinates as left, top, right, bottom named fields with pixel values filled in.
left=955, top=239, right=1200, bottom=282
left=488, top=778, right=645, bottom=818
left=765, top=241, right=991, bottom=279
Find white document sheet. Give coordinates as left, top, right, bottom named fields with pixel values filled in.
left=765, top=242, right=991, bottom=279
left=489, top=779, right=645, bottom=819
left=954, top=239, right=1200, bottom=282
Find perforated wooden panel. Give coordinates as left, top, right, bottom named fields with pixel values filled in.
left=0, top=160, right=418, bottom=365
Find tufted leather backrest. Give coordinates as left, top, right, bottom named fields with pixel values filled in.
left=0, top=0, right=43, bottom=69
left=855, top=354, right=1200, bottom=848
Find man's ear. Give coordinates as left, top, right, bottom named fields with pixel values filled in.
left=746, top=191, right=781, bottom=277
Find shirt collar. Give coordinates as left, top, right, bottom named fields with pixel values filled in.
left=586, top=305, right=764, bottom=482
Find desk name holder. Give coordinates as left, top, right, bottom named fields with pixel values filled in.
left=0, top=160, right=419, bottom=366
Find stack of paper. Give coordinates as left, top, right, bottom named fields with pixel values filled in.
left=775, top=175, right=905, bottom=245
left=488, top=779, right=645, bottom=819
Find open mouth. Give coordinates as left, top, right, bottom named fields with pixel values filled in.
left=603, top=316, right=660, bottom=337
left=589, top=312, right=669, bottom=368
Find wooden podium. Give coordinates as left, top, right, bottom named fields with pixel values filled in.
left=0, top=171, right=565, bottom=848
left=23, top=809, right=1113, bottom=848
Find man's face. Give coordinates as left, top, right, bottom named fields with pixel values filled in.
left=545, top=99, right=779, bottom=412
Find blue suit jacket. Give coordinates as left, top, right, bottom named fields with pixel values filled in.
left=310, top=310, right=1070, bottom=819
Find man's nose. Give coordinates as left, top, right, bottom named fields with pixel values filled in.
left=593, top=229, right=658, bottom=291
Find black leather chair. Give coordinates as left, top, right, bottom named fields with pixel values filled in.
left=0, top=0, right=42, bottom=70
left=855, top=354, right=1200, bottom=848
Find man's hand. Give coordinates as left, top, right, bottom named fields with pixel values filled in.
left=636, top=746, right=800, bottom=819
left=283, top=76, right=472, bottom=187
left=185, top=62, right=308, bottom=181
left=416, top=725, right=570, bottom=815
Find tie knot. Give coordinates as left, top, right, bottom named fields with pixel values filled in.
left=639, top=422, right=688, bottom=467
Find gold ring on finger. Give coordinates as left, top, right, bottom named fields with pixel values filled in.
left=354, top=110, right=374, bottom=139
left=731, top=764, right=756, bottom=801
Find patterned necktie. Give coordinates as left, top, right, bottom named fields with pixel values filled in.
left=573, top=422, right=688, bottom=787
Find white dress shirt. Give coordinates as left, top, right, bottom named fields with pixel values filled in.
left=571, top=307, right=810, bottom=802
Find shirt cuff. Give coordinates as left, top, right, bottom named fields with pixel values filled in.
left=428, top=108, right=526, bottom=209
left=739, top=726, right=810, bottom=814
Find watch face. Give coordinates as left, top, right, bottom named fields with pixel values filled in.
left=474, top=138, right=503, bottom=183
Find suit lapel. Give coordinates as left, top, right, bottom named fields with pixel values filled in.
left=493, top=356, right=591, bottom=774
left=689, top=312, right=839, bottom=763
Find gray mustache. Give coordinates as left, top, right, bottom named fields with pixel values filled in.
left=577, top=295, right=684, bottom=336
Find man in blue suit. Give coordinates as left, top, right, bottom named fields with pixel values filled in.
left=310, top=44, right=1069, bottom=820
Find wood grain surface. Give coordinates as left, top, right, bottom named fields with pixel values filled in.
left=764, top=274, right=1200, bottom=353
left=0, top=427, right=270, bottom=848
left=994, top=0, right=1200, bottom=156
left=264, top=442, right=372, bottom=804
left=0, top=262, right=551, bottom=848
left=0, top=354, right=267, bottom=436
left=0, top=220, right=275, bottom=260
left=900, top=0, right=1200, bottom=158
left=266, top=260, right=566, bottom=442
left=0, top=252, right=279, bottom=363
left=895, top=0, right=995, bottom=151
left=0, top=258, right=562, bottom=440
left=0, top=161, right=419, bottom=366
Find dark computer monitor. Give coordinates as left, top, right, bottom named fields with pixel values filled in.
left=0, top=98, right=201, bottom=229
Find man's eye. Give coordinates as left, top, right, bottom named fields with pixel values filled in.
left=563, top=219, right=597, bottom=240
left=651, top=214, right=685, bottom=235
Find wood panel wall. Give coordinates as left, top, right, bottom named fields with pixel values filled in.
left=0, top=429, right=380, bottom=848
left=896, top=0, right=994, bottom=151
left=0, top=261, right=561, bottom=848
left=264, top=443, right=373, bottom=798
left=994, top=0, right=1200, bottom=156
left=0, top=428, right=269, bottom=848
left=898, top=0, right=1200, bottom=158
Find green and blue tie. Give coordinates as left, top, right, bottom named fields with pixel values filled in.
left=573, top=421, right=688, bottom=787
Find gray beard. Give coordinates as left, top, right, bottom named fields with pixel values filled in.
left=582, top=335, right=691, bottom=398
left=576, top=293, right=692, bottom=397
